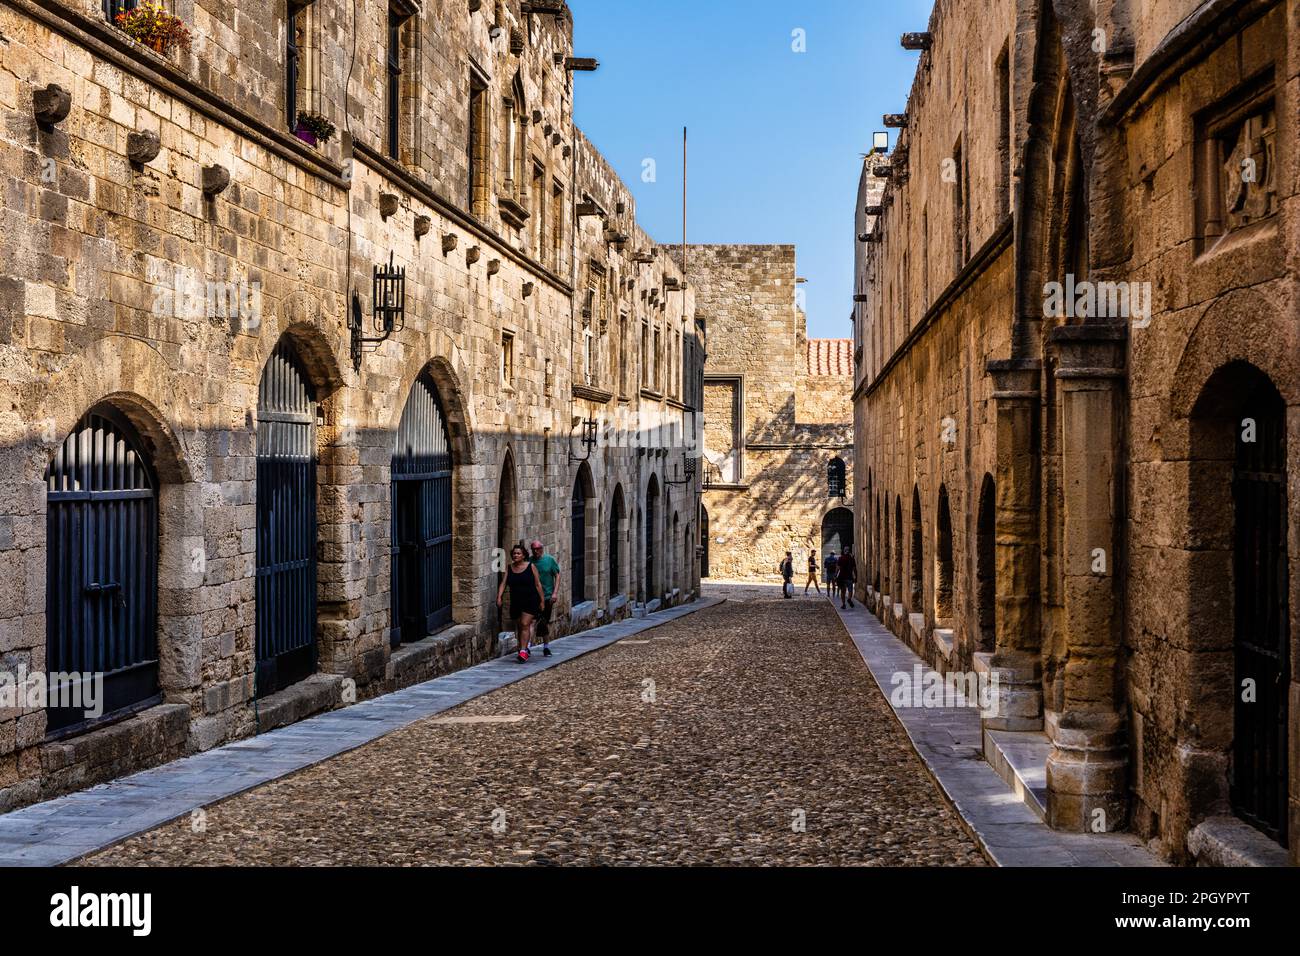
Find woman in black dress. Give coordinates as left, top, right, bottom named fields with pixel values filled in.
left=497, top=544, right=546, bottom=662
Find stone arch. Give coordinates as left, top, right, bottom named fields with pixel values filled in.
left=1182, top=360, right=1292, bottom=846
left=391, top=338, right=477, bottom=464
left=267, top=291, right=349, bottom=397
left=26, top=338, right=204, bottom=720
left=976, top=473, right=998, bottom=653
left=935, top=484, right=955, bottom=623
left=893, top=495, right=903, bottom=605
left=1170, top=289, right=1298, bottom=420
left=571, top=461, right=596, bottom=606
left=645, top=472, right=661, bottom=602
left=609, top=483, right=627, bottom=596
left=910, top=486, right=924, bottom=610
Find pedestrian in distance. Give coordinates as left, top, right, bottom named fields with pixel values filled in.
left=497, top=544, right=545, bottom=663
left=805, top=550, right=821, bottom=595
left=780, top=551, right=795, bottom=599
left=825, top=551, right=839, bottom=596
left=837, top=546, right=858, bottom=610
left=530, top=539, right=561, bottom=658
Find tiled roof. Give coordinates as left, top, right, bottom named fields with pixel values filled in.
left=807, top=338, right=854, bottom=377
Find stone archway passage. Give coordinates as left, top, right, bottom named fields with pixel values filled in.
left=700, top=506, right=710, bottom=579
left=391, top=372, right=454, bottom=647
left=821, top=507, right=855, bottom=581
left=255, top=341, right=319, bottom=698
left=45, top=406, right=161, bottom=733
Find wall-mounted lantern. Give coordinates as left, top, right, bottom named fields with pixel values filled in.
left=349, top=252, right=406, bottom=370
left=568, top=418, right=599, bottom=463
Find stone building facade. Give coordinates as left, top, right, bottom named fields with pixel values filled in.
left=679, top=244, right=854, bottom=582
left=0, top=0, right=702, bottom=811
left=853, top=0, right=1297, bottom=864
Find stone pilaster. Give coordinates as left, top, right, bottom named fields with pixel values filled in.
left=984, top=359, right=1043, bottom=731
left=1045, top=323, right=1129, bottom=832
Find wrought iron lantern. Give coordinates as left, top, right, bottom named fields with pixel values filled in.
left=350, top=252, right=406, bottom=370
left=568, top=417, right=599, bottom=463
left=666, top=451, right=698, bottom=486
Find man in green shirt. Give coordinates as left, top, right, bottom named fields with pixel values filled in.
left=530, top=540, right=561, bottom=657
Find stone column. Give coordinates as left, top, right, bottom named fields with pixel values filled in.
left=983, top=359, right=1043, bottom=731
left=1045, top=324, right=1129, bottom=832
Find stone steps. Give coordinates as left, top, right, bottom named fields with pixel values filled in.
left=983, top=728, right=1051, bottom=822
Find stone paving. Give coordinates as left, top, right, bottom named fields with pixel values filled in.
left=78, top=589, right=986, bottom=866
left=0, top=599, right=719, bottom=866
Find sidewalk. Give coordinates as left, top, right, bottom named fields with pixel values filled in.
left=831, top=599, right=1162, bottom=867
left=0, top=598, right=722, bottom=866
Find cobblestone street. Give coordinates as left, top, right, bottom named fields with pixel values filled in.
left=84, top=594, right=985, bottom=866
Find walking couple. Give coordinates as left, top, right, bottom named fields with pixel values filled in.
left=496, top=540, right=561, bottom=663
left=785, top=546, right=857, bottom=608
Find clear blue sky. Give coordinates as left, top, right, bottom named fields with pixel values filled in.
left=567, top=0, right=934, bottom=339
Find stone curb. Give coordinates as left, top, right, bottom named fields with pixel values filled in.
left=829, top=599, right=1162, bottom=868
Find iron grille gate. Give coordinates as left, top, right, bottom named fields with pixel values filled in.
left=391, top=374, right=453, bottom=647
left=255, top=344, right=318, bottom=697
left=45, top=408, right=160, bottom=734
left=1232, top=390, right=1290, bottom=845
left=571, top=482, right=586, bottom=605
left=645, top=490, right=657, bottom=601
left=609, top=504, right=621, bottom=595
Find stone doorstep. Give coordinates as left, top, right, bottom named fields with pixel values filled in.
left=1187, top=815, right=1291, bottom=867
left=386, top=623, right=478, bottom=687
left=983, top=728, right=1051, bottom=822
left=252, top=674, right=344, bottom=735
left=932, top=627, right=954, bottom=664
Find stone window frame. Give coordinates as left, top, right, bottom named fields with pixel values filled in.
left=550, top=177, right=566, bottom=273
left=386, top=1, right=421, bottom=164
left=702, top=373, right=745, bottom=486
left=286, top=0, right=321, bottom=131
left=1192, top=72, right=1278, bottom=256
left=500, top=328, right=515, bottom=389
left=468, top=63, right=492, bottom=219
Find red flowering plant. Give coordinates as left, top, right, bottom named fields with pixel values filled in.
left=115, top=3, right=192, bottom=56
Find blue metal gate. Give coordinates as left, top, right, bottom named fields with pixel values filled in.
left=255, top=343, right=318, bottom=696
left=391, top=373, right=453, bottom=646
left=571, top=479, right=586, bottom=605
left=45, top=407, right=160, bottom=734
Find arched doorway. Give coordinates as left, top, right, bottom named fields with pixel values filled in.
left=496, top=450, right=517, bottom=622
left=645, top=475, right=660, bottom=601
left=909, top=487, right=923, bottom=610
left=391, top=372, right=454, bottom=647
left=935, top=485, right=954, bottom=622
left=976, top=474, right=997, bottom=652
left=821, top=507, right=854, bottom=580
left=256, top=341, right=318, bottom=697
left=700, top=505, right=710, bottom=578
left=571, top=463, right=594, bottom=605
left=609, top=485, right=626, bottom=597
left=45, top=406, right=161, bottom=733
left=1187, top=362, right=1290, bottom=844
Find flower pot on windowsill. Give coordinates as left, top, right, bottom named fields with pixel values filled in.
left=293, top=113, right=335, bottom=150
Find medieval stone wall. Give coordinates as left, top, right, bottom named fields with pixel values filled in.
left=0, top=0, right=702, bottom=811
left=677, top=244, right=854, bottom=582
left=854, top=0, right=1298, bottom=865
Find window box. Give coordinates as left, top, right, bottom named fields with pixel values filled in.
left=112, top=2, right=192, bottom=57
